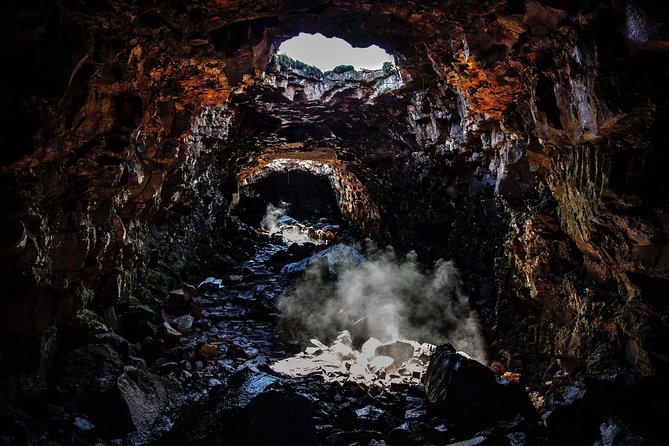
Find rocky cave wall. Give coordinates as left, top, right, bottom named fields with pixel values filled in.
left=1, top=0, right=668, bottom=398
left=237, top=152, right=381, bottom=230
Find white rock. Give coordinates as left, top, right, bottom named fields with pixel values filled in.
left=305, top=347, right=323, bottom=356
left=368, top=355, right=396, bottom=375
left=361, top=337, right=382, bottom=356
left=336, top=330, right=353, bottom=347
left=310, top=338, right=328, bottom=350
left=375, top=340, right=417, bottom=367
left=332, top=342, right=356, bottom=361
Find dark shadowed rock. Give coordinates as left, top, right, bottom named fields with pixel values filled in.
left=91, top=332, right=131, bottom=359
left=210, top=254, right=238, bottom=274
left=58, top=343, right=124, bottom=396
left=595, top=418, right=651, bottom=446
left=334, top=405, right=358, bottom=430
left=0, top=404, right=30, bottom=445
left=445, top=436, right=492, bottom=446
left=268, top=248, right=292, bottom=269
left=422, top=344, right=538, bottom=435
left=287, top=241, right=318, bottom=258
left=326, top=429, right=380, bottom=446
left=159, top=368, right=317, bottom=445
left=542, top=373, right=669, bottom=445
left=387, top=421, right=446, bottom=446
left=197, top=277, right=225, bottom=293
left=355, top=405, right=402, bottom=432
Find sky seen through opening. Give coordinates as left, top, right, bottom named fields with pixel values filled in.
left=278, top=33, right=394, bottom=71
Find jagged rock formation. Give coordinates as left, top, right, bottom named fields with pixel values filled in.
left=1, top=0, right=668, bottom=413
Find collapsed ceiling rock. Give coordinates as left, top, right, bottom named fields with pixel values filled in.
left=271, top=330, right=436, bottom=390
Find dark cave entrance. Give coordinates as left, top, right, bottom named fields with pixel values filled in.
left=233, top=170, right=344, bottom=228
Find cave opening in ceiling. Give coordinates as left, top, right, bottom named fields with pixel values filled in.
left=277, top=32, right=395, bottom=72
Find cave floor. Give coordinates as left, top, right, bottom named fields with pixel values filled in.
left=140, top=239, right=450, bottom=444
left=6, top=229, right=548, bottom=445
left=138, top=235, right=546, bottom=445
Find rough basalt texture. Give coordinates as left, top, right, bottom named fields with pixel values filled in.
left=237, top=148, right=381, bottom=230
left=1, top=0, right=668, bottom=398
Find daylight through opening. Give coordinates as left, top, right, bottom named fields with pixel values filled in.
left=277, top=32, right=395, bottom=71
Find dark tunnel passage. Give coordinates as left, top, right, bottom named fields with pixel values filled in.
left=232, top=170, right=344, bottom=228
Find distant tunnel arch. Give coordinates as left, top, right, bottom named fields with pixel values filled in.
left=235, top=150, right=379, bottom=232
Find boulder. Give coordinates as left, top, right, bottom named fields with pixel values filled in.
left=159, top=321, right=182, bottom=344
left=595, top=418, right=650, bottom=446
left=387, top=421, right=446, bottom=445
left=58, top=344, right=170, bottom=436
left=369, top=356, right=397, bottom=375
left=277, top=215, right=300, bottom=226
left=210, top=254, right=237, bottom=274
left=334, top=406, right=357, bottom=430
left=78, top=368, right=170, bottom=435
left=355, top=405, right=401, bottom=432
left=287, top=241, right=318, bottom=258
left=197, top=277, right=225, bottom=293
left=173, top=314, right=194, bottom=333
left=166, top=289, right=189, bottom=313
left=375, top=340, right=417, bottom=367
left=542, top=372, right=669, bottom=445
left=115, top=369, right=169, bottom=432
left=58, top=343, right=124, bottom=396
left=281, top=243, right=365, bottom=276
left=91, top=332, right=131, bottom=359
left=196, top=343, right=218, bottom=360
left=160, top=368, right=317, bottom=445
left=268, top=249, right=292, bottom=269
left=422, top=344, right=537, bottom=435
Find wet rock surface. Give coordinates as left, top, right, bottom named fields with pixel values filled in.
left=160, top=369, right=318, bottom=446
left=0, top=231, right=541, bottom=445
left=423, top=344, right=539, bottom=436
left=3, top=214, right=662, bottom=443
left=281, top=243, right=366, bottom=276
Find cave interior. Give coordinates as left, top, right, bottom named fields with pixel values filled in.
left=1, top=0, right=669, bottom=445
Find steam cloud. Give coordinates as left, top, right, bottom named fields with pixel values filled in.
left=261, top=203, right=287, bottom=234
left=261, top=203, right=322, bottom=245
left=278, top=243, right=487, bottom=362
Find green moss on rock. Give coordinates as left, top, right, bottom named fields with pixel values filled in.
left=59, top=343, right=123, bottom=394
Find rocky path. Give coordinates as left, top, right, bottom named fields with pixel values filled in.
left=129, top=242, right=292, bottom=444
left=3, top=230, right=552, bottom=445
left=9, top=228, right=631, bottom=446
left=134, top=234, right=548, bottom=445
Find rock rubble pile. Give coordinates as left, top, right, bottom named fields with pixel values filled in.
left=272, top=331, right=436, bottom=390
